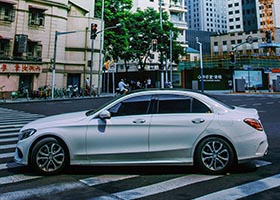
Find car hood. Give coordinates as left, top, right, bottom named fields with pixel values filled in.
left=22, top=111, right=88, bottom=130
left=233, top=106, right=259, bottom=118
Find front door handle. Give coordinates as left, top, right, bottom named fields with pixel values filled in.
left=192, top=118, right=205, bottom=124
left=133, top=119, right=146, bottom=124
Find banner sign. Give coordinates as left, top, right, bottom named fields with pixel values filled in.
left=0, top=63, right=42, bottom=73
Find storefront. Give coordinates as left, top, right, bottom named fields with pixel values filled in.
left=0, top=62, right=42, bottom=98
left=182, top=68, right=269, bottom=91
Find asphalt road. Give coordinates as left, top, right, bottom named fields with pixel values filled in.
left=0, top=93, right=279, bottom=200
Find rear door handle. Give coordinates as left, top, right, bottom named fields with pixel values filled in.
left=133, top=119, right=146, bottom=124
left=192, top=118, right=205, bottom=124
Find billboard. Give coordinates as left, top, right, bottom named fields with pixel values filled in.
left=234, top=70, right=262, bottom=88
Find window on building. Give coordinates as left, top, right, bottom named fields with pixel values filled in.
left=0, top=39, right=11, bottom=60
left=0, top=2, right=15, bottom=22
left=13, top=34, right=28, bottom=59
left=223, top=41, right=227, bottom=45
left=28, top=6, right=46, bottom=27
left=27, top=41, right=42, bottom=61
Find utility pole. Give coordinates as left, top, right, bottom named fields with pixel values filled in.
left=196, top=37, right=204, bottom=93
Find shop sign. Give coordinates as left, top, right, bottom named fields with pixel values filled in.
left=0, top=63, right=42, bottom=73
left=197, top=74, right=222, bottom=82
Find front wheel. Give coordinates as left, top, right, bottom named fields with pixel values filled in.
left=195, top=137, right=235, bottom=175
left=30, top=137, right=68, bottom=175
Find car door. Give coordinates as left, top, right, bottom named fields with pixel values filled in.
left=148, top=94, right=214, bottom=161
left=86, top=95, right=153, bottom=163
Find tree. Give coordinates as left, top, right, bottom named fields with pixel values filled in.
left=126, top=8, right=184, bottom=71
left=94, top=1, right=185, bottom=71
left=94, top=0, right=132, bottom=63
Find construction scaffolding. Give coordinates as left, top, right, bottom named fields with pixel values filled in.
left=259, top=0, right=274, bottom=41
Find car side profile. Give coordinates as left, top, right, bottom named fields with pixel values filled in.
left=14, top=89, right=268, bottom=175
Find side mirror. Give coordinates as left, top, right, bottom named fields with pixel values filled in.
left=99, top=110, right=111, bottom=120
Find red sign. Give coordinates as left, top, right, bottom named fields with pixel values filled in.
left=0, top=63, right=42, bottom=73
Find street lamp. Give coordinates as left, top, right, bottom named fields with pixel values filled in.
left=52, top=30, right=80, bottom=99
left=196, top=37, right=204, bottom=93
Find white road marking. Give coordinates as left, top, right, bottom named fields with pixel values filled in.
left=0, top=162, right=21, bottom=170
left=0, top=174, right=41, bottom=185
left=255, top=160, right=271, bottom=167
left=0, top=143, right=16, bottom=150
left=194, top=173, right=280, bottom=200
left=0, top=160, right=273, bottom=200
left=0, top=182, right=84, bottom=200
left=0, top=138, right=18, bottom=143
left=91, top=174, right=222, bottom=200
left=0, top=152, right=14, bottom=159
left=80, top=175, right=139, bottom=186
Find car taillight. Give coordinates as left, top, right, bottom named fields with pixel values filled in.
left=244, top=118, right=263, bottom=131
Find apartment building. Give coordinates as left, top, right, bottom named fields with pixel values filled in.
left=0, top=0, right=100, bottom=98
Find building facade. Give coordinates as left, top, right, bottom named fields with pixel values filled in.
left=0, top=0, right=100, bottom=98
left=186, top=0, right=227, bottom=33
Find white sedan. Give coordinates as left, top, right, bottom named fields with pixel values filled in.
left=14, top=90, right=268, bottom=175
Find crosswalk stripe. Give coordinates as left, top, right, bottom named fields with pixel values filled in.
left=0, top=143, right=16, bottom=150
left=193, top=173, right=280, bottom=200
left=80, top=175, right=139, bottom=187
left=0, top=152, right=14, bottom=159
left=0, top=159, right=274, bottom=199
left=0, top=182, right=85, bottom=200
left=0, top=138, right=18, bottom=143
left=91, top=174, right=222, bottom=200
left=0, top=162, right=21, bottom=170
left=0, top=174, right=41, bottom=185
left=0, top=132, right=19, bottom=138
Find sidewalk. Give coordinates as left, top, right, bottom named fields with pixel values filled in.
left=0, top=93, right=115, bottom=104
left=1, top=90, right=279, bottom=104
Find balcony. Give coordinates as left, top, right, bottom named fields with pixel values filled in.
left=169, top=2, right=187, bottom=13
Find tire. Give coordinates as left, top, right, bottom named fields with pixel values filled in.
left=30, top=137, right=68, bottom=175
left=195, top=137, right=235, bottom=175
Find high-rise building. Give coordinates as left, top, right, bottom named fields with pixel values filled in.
left=186, top=0, right=227, bottom=33
left=227, top=0, right=260, bottom=33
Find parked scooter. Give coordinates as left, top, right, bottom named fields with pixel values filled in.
left=66, top=84, right=79, bottom=97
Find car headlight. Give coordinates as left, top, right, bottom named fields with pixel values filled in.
left=19, top=129, right=37, bottom=140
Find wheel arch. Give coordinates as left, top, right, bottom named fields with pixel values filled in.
left=193, top=134, right=238, bottom=166
left=28, top=134, right=70, bottom=166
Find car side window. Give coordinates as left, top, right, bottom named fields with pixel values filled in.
left=157, top=94, right=191, bottom=114
left=192, top=98, right=212, bottom=113
left=109, top=95, right=152, bottom=116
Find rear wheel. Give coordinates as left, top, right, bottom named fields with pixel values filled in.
left=30, top=137, right=68, bottom=175
left=195, top=137, right=235, bottom=174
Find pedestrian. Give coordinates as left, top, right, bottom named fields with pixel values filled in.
left=118, top=79, right=128, bottom=95
left=147, top=78, right=151, bottom=88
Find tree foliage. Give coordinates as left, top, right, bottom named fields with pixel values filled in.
left=94, top=0, right=185, bottom=71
